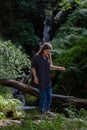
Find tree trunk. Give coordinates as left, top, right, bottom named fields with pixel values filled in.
left=0, top=78, right=40, bottom=98
left=0, top=78, right=87, bottom=107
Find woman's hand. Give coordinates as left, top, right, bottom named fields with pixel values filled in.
left=58, top=67, right=65, bottom=71
left=34, top=76, right=39, bottom=84
left=48, top=52, right=53, bottom=65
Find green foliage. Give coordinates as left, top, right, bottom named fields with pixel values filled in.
left=0, top=86, right=12, bottom=99
left=61, top=43, right=87, bottom=67
left=67, top=9, right=87, bottom=28
left=54, top=0, right=87, bottom=40
left=52, top=40, right=87, bottom=70
left=63, top=105, right=87, bottom=130
left=15, top=0, right=40, bottom=14
left=51, top=0, right=87, bottom=96
left=79, top=0, right=87, bottom=8
left=0, top=95, right=24, bottom=120
left=1, top=108, right=87, bottom=130
left=10, top=19, right=39, bottom=47
left=59, top=0, right=80, bottom=10
left=0, top=86, right=24, bottom=120
left=52, top=42, right=87, bottom=96
left=0, top=0, right=40, bottom=50
left=0, top=40, right=31, bottom=79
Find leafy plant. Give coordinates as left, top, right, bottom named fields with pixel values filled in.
left=0, top=40, right=31, bottom=79
left=59, top=0, right=80, bottom=10
left=0, top=96, right=24, bottom=120
left=1, top=108, right=87, bottom=130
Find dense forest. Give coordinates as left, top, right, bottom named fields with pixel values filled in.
left=0, top=0, right=87, bottom=129
left=0, top=0, right=87, bottom=96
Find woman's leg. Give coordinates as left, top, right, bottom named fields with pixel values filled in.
left=39, top=89, right=46, bottom=113
left=45, top=87, right=52, bottom=112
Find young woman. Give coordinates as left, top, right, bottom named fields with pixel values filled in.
left=31, top=43, right=65, bottom=114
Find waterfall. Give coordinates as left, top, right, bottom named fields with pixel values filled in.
left=43, top=15, right=52, bottom=43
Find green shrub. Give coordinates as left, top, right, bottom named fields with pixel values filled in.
left=0, top=40, right=31, bottom=79
left=0, top=96, right=24, bottom=120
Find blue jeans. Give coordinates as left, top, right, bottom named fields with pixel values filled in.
left=39, top=87, right=52, bottom=113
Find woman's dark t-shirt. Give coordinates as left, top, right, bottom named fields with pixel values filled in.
left=31, top=54, right=52, bottom=89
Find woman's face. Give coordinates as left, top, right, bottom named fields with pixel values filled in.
left=43, top=49, right=51, bottom=56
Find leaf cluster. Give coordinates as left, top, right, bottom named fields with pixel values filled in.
left=0, top=40, right=31, bottom=79
left=0, top=95, right=24, bottom=120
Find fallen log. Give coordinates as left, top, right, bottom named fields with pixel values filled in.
left=0, top=78, right=87, bottom=107
left=0, top=78, right=40, bottom=98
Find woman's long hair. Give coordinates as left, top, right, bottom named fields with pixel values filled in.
left=38, top=43, right=52, bottom=55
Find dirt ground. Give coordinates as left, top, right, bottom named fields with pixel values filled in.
left=0, top=119, right=21, bottom=128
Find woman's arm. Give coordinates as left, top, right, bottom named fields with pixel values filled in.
left=48, top=52, right=65, bottom=71
left=31, top=68, right=39, bottom=84
left=50, top=64, right=65, bottom=70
